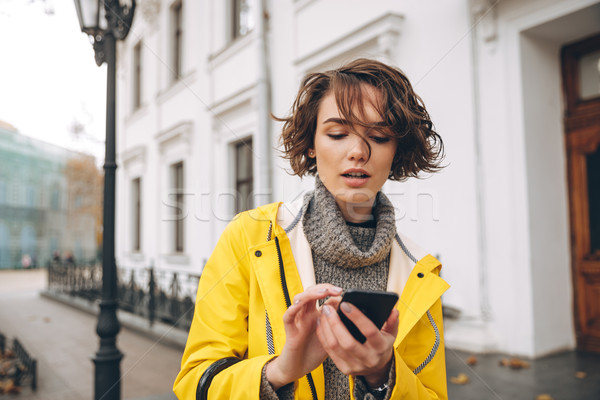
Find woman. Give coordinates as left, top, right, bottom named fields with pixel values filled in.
left=173, top=59, right=449, bottom=400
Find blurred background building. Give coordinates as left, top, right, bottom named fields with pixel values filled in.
left=114, top=0, right=600, bottom=358
left=0, top=120, right=101, bottom=269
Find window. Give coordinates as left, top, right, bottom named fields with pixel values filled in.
left=171, top=0, right=183, bottom=81
left=171, top=162, right=184, bottom=252
left=133, top=41, right=142, bottom=109
left=131, top=177, right=141, bottom=252
left=50, top=188, right=60, bottom=210
left=231, top=0, right=254, bottom=40
left=234, top=138, right=253, bottom=213
left=0, top=224, right=9, bottom=268
left=26, top=186, right=35, bottom=208
left=0, top=181, right=6, bottom=204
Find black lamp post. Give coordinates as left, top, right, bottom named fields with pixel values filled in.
left=73, top=1, right=135, bottom=399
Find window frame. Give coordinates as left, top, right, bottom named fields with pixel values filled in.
left=171, top=161, right=185, bottom=253
left=170, top=0, right=183, bottom=82
left=132, top=41, right=143, bottom=110
left=234, top=138, right=253, bottom=214
left=231, top=0, right=254, bottom=41
left=131, top=177, right=142, bottom=252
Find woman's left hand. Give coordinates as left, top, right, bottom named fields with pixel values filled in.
left=316, top=298, right=400, bottom=388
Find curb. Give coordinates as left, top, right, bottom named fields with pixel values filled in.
left=40, top=290, right=188, bottom=351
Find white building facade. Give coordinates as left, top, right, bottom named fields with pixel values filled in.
left=115, top=0, right=600, bottom=358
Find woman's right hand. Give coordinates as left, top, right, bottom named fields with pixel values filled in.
left=266, top=284, right=343, bottom=390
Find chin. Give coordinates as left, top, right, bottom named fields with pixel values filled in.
left=342, top=191, right=375, bottom=206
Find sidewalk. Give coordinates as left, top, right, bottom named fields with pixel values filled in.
left=0, top=269, right=181, bottom=400
left=446, top=347, right=600, bottom=399
left=1, top=269, right=599, bottom=399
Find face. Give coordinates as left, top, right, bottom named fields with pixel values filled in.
left=308, top=86, right=397, bottom=222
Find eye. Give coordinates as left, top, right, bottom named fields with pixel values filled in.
left=327, top=133, right=347, bottom=140
left=370, top=135, right=391, bottom=144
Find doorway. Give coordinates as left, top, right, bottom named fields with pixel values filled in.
left=562, top=33, right=600, bottom=353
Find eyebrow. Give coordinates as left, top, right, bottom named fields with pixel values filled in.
left=322, top=117, right=350, bottom=125
left=322, top=117, right=387, bottom=127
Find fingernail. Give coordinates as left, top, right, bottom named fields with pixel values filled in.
left=319, top=288, right=327, bottom=293
left=322, top=305, right=332, bottom=316
left=331, top=286, right=343, bottom=294
left=341, top=302, right=352, bottom=314
left=294, top=297, right=300, bottom=305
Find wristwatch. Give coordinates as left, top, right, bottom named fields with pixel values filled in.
left=368, top=382, right=388, bottom=393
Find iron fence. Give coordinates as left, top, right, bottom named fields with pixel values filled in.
left=0, top=333, right=37, bottom=393
left=46, top=261, right=200, bottom=331
left=12, top=338, right=37, bottom=391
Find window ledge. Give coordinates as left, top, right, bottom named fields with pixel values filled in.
left=208, top=31, right=256, bottom=71
left=125, top=103, right=150, bottom=127
left=294, top=12, right=404, bottom=72
left=162, top=253, right=190, bottom=265
left=156, top=69, right=197, bottom=106
left=126, top=252, right=146, bottom=263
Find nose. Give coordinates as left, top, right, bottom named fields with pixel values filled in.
left=347, top=135, right=369, bottom=163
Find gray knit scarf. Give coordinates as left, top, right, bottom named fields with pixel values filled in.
left=303, top=176, right=396, bottom=270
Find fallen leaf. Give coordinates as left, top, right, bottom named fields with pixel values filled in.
left=466, top=355, right=477, bottom=366
left=450, top=373, right=470, bottom=384
left=4, top=379, right=20, bottom=394
left=499, top=357, right=530, bottom=369
left=575, top=371, right=586, bottom=379
left=508, top=358, right=530, bottom=369
left=535, top=394, right=554, bottom=400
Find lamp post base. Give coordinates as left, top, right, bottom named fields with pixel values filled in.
left=93, top=299, right=123, bottom=400
left=93, top=347, right=123, bottom=400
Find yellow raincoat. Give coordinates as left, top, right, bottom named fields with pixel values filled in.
left=174, top=199, right=450, bottom=399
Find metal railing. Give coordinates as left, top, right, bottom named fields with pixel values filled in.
left=0, top=333, right=37, bottom=392
left=47, top=261, right=200, bottom=331
left=12, top=338, right=37, bottom=391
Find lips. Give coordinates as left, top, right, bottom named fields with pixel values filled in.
left=341, top=168, right=370, bottom=178
left=342, top=172, right=369, bottom=178
left=341, top=169, right=370, bottom=187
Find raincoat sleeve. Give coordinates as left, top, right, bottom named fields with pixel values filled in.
left=173, top=216, right=273, bottom=399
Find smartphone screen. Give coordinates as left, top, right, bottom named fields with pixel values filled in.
left=337, top=289, right=399, bottom=343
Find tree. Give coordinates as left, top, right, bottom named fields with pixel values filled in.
left=64, top=155, right=103, bottom=262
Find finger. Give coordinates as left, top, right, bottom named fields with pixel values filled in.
left=318, top=307, right=359, bottom=375
left=292, top=284, right=343, bottom=306
left=317, top=306, right=341, bottom=350
left=337, top=302, right=382, bottom=344
left=323, top=296, right=342, bottom=309
left=381, top=308, right=399, bottom=337
left=322, top=304, right=366, bottom=351
left=283, top=297, right=315, bottom=331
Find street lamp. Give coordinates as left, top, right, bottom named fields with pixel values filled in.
left=74, top=1, right=135, bottom=399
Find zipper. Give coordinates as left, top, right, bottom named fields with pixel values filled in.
left=274, top=236, right=318, bottom=400
left=275, top=237, right=291, bottom=307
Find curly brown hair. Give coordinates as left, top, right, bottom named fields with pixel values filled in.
left=277, top=58, right=444, bottom=181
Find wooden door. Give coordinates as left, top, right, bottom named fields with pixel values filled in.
left=562, top=33, right=600, bottom=353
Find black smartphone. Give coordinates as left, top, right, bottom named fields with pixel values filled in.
left=337, top=289, right=399, bottom=343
